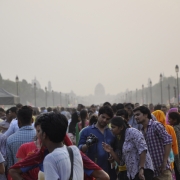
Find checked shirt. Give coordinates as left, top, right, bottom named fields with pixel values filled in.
left=141, top=119, right=172, bottom=177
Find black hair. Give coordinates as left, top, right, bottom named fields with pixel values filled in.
left=9, top=107, right=17, bottom=114
left=169, top=112, right=180, bottom=125
left=68, top=112, right=79, bottom=135
left=47, top=107, right=52, bottom=112
left=99, top=106, right=114, bottom=118
left=16, top=103, right=23, bottom=109
left=80, top=109, right=88, bottom=129
left=124, top=103, right=134, bottom=109
left=116, top=103, right=124, bottom=110
left=53, top=108, right=59, bottom=114
left=111, top=117, right=130, bottom=161
left=6, top=109, right=10, bottom=115
left=33, top=107, right=40, bottom=116
left=0, top=108, right=5, bottom=113
left=39, top=113, right=68, bottom=143
left=103, top=102, right=112, bottom=107
left=116, top=109, right=128, bottom=120
left=154, top=104, right=162, bottom=111
left=89, top=114, right=98, bottom=125
left=112, top=103, right=117, bottom=114
left=133, top=106, right=152, bottom=119
left=61, top=107, right=65, bottom=111
left=34, top=114, right=43, bottom=128
left=17, top=106, right=33, bottom=125
left=78, top=104, right=85, bottom=109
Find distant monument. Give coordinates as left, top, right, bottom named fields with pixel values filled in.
left=94, top=83, right=105, bottom=96
left=94, top=83, right=106, bottom=104
left=32, top=77, right=41, bottom=89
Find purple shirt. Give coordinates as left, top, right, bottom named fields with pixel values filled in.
left=123, top=128, right=154, bottom=179
left=141, top=119, right=172, bottom=177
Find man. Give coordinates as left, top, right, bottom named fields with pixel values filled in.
left=149, top=103, right=154, bottom=113
left=124, top=103, right=142, bottom=130
left=61, top=107, right=71, bottom=120
left=133, top=106, right=172, bottom=180
left=78, top=106, right=116, bottom=180
left=0, top=109, right=11, bottom=134
left=90, top=104, right=98, bottom=115
left=77, top=104, right=85, bottom=112
left=134, top=103, right=140, bottom=108
left=6, top=106, right=36, bottom=169
left=161, top=104, right=168, bottom=115
left=4, top=107, right=18, bottom=137
left=0, top=108, right=6, bottom=120
left=38, top=113, right=84, bottom=180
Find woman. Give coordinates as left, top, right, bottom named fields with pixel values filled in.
left=89, top=114, right=98, bottom=126
left=168, top=112, right=180, bottom=179
left=166, top=108, right=178, bottom=124
left=76, top=110, right=89, bottom=145
left=102, top=116, right=154, bottom=180
left=152, top=110, right=178, bottom=180
left=68, top=112, right=80, bottom=144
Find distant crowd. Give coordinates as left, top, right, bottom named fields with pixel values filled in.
left=0, top=102, right=179, bottom=180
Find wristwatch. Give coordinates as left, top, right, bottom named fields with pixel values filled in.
left=139, top=166, right=144, bottom=171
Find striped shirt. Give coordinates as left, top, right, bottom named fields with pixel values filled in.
left=6, top=125, right=36, bottom=169
left=141, top=119, right=172, bottom=177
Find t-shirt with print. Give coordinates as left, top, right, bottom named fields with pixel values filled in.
left=43, top=145, right=83, bottom=180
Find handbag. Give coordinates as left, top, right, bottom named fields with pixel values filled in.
left=67, top=147, right=74, bottom=180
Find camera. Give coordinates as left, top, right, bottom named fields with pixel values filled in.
left=86, top=134, right=98, bottom=147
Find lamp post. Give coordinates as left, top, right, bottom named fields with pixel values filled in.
left=168, top=84, right=170, bottom=105
left=59, top=92, right=61, bottom=106
left=160, top=74, right=163, bottom=104
left=150, top=80, right=152, bottom=104
left=136, top=89, right=138, bottom=103
left=142, top=84, right=144, bottom=104
left=15, top=76, right=19, bottom=96
left=45, top=87, right=47, bottom=107
left=34, top=82, right=36, bottom=107
left=52, top=90, right=54, bottom=106
left=175, top=65, right=179, bottom=104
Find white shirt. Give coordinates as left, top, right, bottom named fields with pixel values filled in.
left=43, top=145, right=83, bottom=180
left=4, top=118, right=19, bottom=137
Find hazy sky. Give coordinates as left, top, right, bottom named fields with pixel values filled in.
left=0, top=1, right=180, bottom=96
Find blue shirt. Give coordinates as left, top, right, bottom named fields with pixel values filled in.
left=6, top=125, right=36, bottom=169
left=128, top=115, right=142, bottom=130
left=78, top=124, right=115, bottom=173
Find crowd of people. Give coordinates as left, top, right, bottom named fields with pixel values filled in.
left=0, top=102, right=179, bottom=180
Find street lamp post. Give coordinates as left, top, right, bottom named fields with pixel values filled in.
left=168, top=84, right=170, bottom=105
left=45, top=87, right=47, bottom=107
left=15, top=76, right=19, bottom=96
left=160, top=74, right=163, bottom=104
left=52, top=90, right=54, bottom=106
left=136, top=89, right=138, bottom=103
left=150, top=80, right=152, bottom=104
left=34, top=82, right=36, bottom=107
left=142, top=84, right=144, bottom=104
left=59, top=92, right=61, bottom=106
left=175, top=65, right=179, bottom=104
